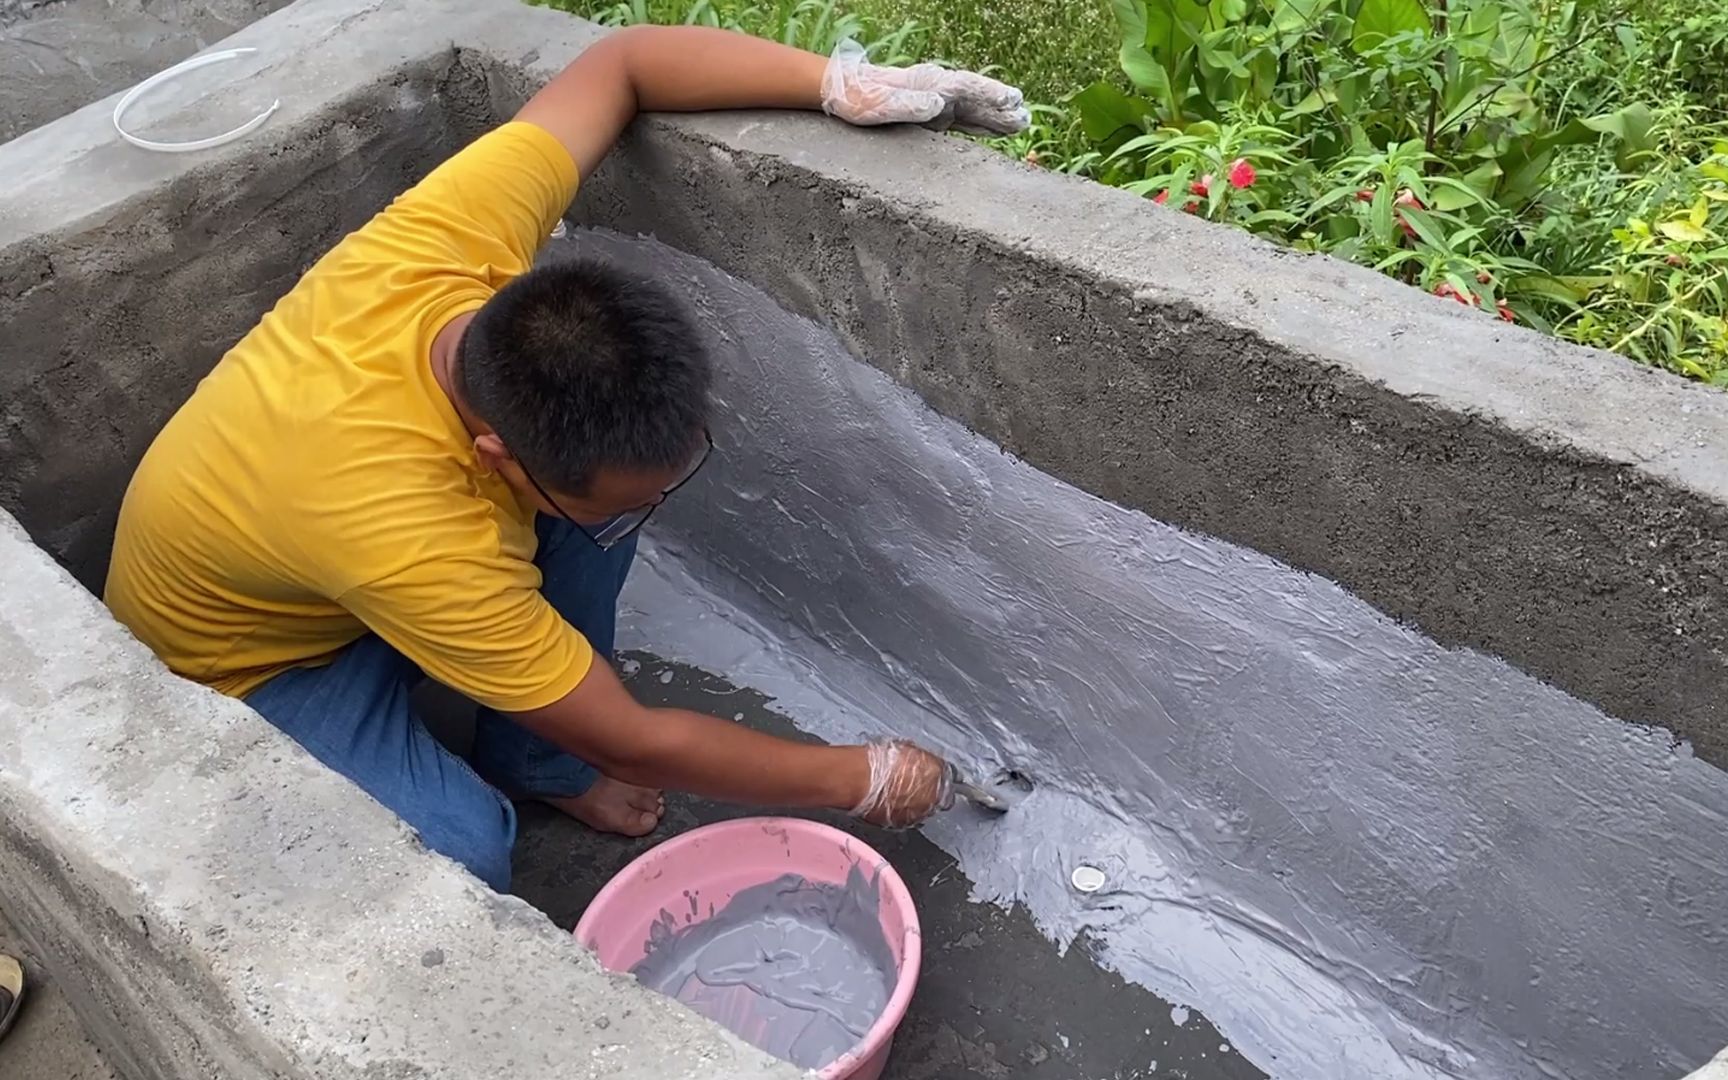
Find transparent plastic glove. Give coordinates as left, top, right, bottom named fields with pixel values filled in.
left=821, top=40, right=1030, bottom=136
left=848, top=739, right=955, bottom=828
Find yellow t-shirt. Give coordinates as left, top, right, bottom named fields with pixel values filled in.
left=105, top=121, right=592, bottom=712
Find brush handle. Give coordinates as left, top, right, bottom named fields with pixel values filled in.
left=951, top=777, right=1011, bottom=813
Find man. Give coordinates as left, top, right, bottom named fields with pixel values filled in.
left=105, top=26, right=1027, bottom=892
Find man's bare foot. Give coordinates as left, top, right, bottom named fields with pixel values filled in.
left=541, top=776, right=665, bottom=837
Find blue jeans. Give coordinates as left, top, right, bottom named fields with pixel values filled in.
left=246, top=516, right=635, bottom=892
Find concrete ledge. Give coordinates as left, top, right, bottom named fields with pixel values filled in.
left=0, top=502, right=800, bottom=1078
left=1, top=0, right=294, bottom=144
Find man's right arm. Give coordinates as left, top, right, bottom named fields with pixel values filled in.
left=510, top=658, right=947, bottom=826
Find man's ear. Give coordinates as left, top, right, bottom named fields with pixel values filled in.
left=473, top=432, right=513, bottom=475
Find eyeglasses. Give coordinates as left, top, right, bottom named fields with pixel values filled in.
left=520, top=431, right=713, bottom=551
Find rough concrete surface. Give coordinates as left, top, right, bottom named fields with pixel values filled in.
left=0, top=508, right=802, bottom=1080
left=0, top=908, right=118, bottom=1080
left=0, top=0, right=294, bottom=144
left=0, top=19, right=518, bottom=587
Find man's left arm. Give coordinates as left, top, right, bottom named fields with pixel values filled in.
left=515, top=25, right=1028, bottom=182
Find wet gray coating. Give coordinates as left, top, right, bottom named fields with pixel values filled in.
left=631, top=865, right=895, bottom=1070
left=550, top=230, right=1728, bottom=1080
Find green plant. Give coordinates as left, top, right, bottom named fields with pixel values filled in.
left=1079, top=0, right=1657, bottom=206
left=1056, top=0, right=1728, bottom=381
left=1553, top=141, right=1728, bottom=381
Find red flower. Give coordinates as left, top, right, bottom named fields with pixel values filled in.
left=1476, top=271, right=1493, bottom=284
left=1496, top=301, right=1516, bottom=323
left=1190, top=174, right=1213, bottom=197
left=1355, top=188, right=1376, bottom=202
left=1227, top=158, right=1256, bottom=189
left=1182, top=199, right=1201, bottom=214
left=1394, top=189, right=1423, bottom=209
left=1154, top=189, right=1170, bottom=205
left=1432, top=282, right=1475, bottom=307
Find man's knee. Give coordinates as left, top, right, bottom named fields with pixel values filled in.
left=418, top=792, right=517, bottom=893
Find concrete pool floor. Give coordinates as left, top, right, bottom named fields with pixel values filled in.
left=493, top=655, right=1264, bottom=1080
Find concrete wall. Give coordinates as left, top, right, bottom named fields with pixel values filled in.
left=1, top=0, right=1725, bottom=1076
left=1, top=0, right=296, bottom=144
left=0, top=45, right=486, bottom=586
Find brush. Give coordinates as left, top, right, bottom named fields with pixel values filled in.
left=948, top=767, right=1033, bottom=814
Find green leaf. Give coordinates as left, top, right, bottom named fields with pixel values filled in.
left=1399, top=207, right=1450, bottom=252
left=1507, top=274, right=1604, bottom=304
left=1351, top=0, right=1430, bottom=52
left=1291, top=87, right=1336, bottom=115
left=1072, top=82, right=1157, bottom=145
left=1310, top=182, right=1365, bottom=212
left=1107, top=131, right=1168, bottom=160
left=1111, top=0, right=1149, bottom=46
left=1120, top=42, right=1172, bottom=98
left=1444, top=272, right=1478, bottom=305
left=1431, top=181, right=1483, bottom=212
left=1271, top=0, right=1331, bottom=35
left=1370, top=183, right=1397, bottom=246
left=1111, top=0, right=1182, bottom=111
left=1583, top=104, right=1657, bottom=169
left=1658, top=219, right=1713, bottom=243
left=1494, top=122, right=1604, bottom=208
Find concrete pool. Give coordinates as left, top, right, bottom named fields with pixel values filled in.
left=0, top=0, right=1725, bottom=1077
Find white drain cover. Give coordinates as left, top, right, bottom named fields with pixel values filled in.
left=1070, top=865, right=1107, bottom=893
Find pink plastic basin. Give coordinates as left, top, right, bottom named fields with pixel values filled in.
left=573, top=817, right=920, bottom=1080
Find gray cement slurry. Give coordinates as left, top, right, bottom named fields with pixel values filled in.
left=632, top=864, right=895, bottom=1071
left=556, top=228, right=1728, bottom=1080
left=509, top=655, right=1264, bottom=1080
left=0, top=909, right=117, bottom=1080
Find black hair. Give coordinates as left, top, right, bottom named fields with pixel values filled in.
left=457, top=258, right=711, bottom=493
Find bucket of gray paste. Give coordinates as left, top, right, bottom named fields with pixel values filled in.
left=574, top=817, right=920, bottom=1079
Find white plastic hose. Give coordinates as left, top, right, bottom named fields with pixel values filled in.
left=112, top=47, right=280, bottom=154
